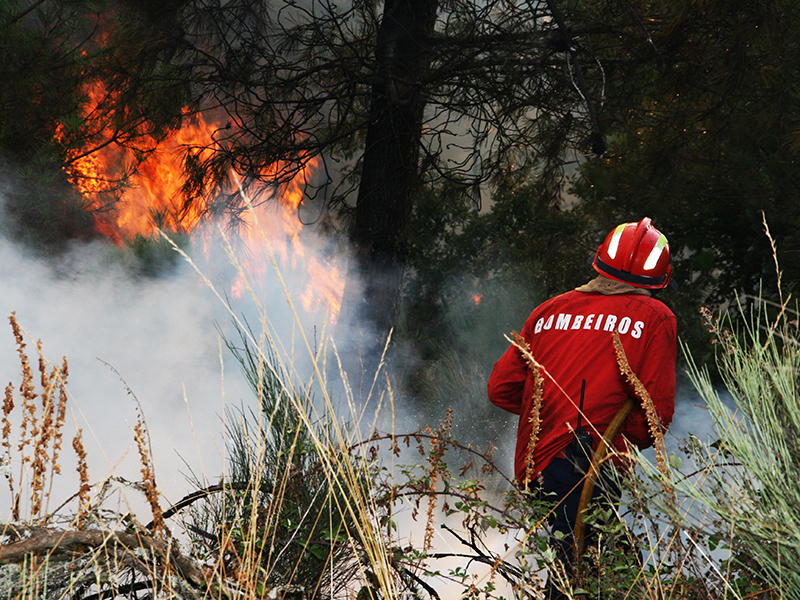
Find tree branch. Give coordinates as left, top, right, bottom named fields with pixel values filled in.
left=0, top=527, right=205, bottom=589
left=4, top=0, right=47, bottom=27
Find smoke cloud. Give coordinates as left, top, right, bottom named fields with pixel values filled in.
left=0, top=169, right=722, bottom=565
left=0, top=180, right=348, bottom=521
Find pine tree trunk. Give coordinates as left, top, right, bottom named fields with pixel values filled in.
left=340, top=0, right=438, bottom=352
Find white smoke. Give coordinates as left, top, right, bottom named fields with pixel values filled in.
left=0, top=188, right=346, bottom=523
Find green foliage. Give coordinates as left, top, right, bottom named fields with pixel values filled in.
left=125, top=228, right=190, bottom=277
left=362, top=407, right=770, bottom=600
left=0, top=1, right=92, bottom=163
left=684, top=300, right=800, bottom=599
left=0, top=0, right=193, bottom=250
left=183, top=328, right=366, bottom=598
left=570, top=0, right=800, bottom=311
left=399, top=181, right=599, bottom=406
left=0, top=1, right=105, bottom=249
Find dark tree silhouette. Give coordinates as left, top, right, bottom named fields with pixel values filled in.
left=1, top=1, right=629, bottom=337
left=163, top=0, right=601, bottom=339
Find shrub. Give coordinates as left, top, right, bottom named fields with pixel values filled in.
left=629, top=293, right=799, bottom=600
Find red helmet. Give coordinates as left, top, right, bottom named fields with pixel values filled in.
left=592, top=217, right=673, bottom=289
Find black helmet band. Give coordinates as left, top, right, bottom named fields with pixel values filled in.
left=594, top=255, right=669, bottom=289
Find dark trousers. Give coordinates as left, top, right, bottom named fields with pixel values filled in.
left=540, top=444, right=622, bottom=570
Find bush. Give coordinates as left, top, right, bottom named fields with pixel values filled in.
left=5, top=213, right=799, bottom=600
left=628, top=292, right=799, bottom=600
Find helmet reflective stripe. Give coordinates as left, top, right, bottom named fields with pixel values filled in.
left=606, top=224, right=627, bottom=259
left=642, top=234, right=668, bottom=271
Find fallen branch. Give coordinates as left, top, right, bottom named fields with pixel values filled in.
left=0, top=526, right=205, bottom=589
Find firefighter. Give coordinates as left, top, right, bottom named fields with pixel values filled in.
left=487, top=217, right=677, bottom=590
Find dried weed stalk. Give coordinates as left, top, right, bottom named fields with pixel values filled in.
left=699, top=306, right=737, bottom=354
left=134, top=418, right=164, bottom=536
left=72, top=428, right=91, bottom=529
left=30, top=345, right=69, bottom=519
left=421, top=407, right=453, bottom=552
left=100, top=359, right=166, bottom=536
left=612, top=330, right=669, bottom=476
left=511, top=331, right=544, bottom=489
left=2, top=384, right=14, bottom=491
left=5, top=313, right=71, bottom=523
left=10, top=313, right=37, bottom=471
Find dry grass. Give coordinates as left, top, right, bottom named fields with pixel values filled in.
left=511, top=331, right=545, bottom=490
left=4, top=312, right=70, bottom=524
left=0, top=314, right=202, bottom=599
left=157, top=181, right=405, bottom=599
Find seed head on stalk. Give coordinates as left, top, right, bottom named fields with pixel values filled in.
left=511, top=332, right=544, bottom=490
left=612, top=330, right=676, bottom=506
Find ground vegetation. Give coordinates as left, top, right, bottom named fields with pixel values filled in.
left=0, top=231, right=797, bottom=600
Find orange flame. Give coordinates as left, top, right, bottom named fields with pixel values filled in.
left=58, top=81, right=215, bottom=241
left=58, top=81, right=344, bottom=321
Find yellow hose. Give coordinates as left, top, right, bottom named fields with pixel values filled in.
left=572, top=397, right=636, bottom=564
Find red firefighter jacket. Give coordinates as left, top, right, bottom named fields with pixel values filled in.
left=488, top=287, right=676, bottom=485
